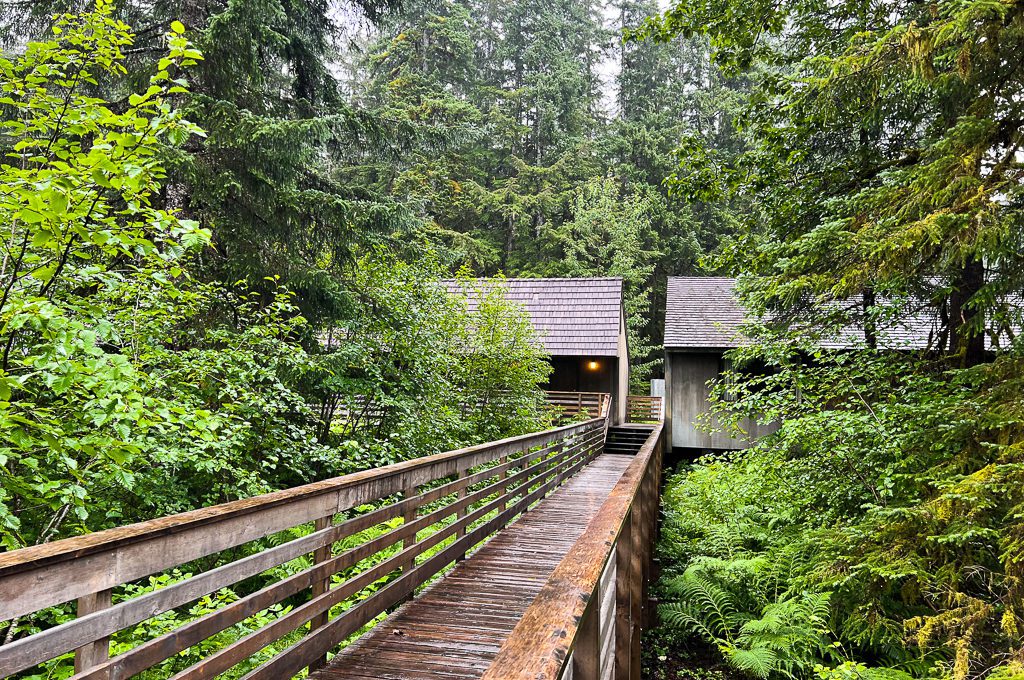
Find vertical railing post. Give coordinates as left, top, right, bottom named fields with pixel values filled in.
left=648, top=436, right=664, bottom=617
left=401, top=481, right=419, bottom=601
left=622, top=500, right=643, bottom=679
left=553, top=439, right=570, bottom=488
left=604, top=396, right=612, bottom=444
left=456, top=467, right=469, bottom=562
left=614, top=509, right=634, bottom=680
left=74, top=589, right=112, bottom=673
left=498, top=453, right=509, bottom=512
left=640, top=464, right=654, bottom=628
left=573, top=586, right=601, bottom=679
left=308, top=514, right=333, bottom=672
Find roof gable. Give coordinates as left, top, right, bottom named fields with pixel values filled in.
left=443, top=278, right=625, bottom=357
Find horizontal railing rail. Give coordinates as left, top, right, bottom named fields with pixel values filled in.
left=625, top=395, right=663, bottom=424
left=0, top=414, right=609, bottom=679
left=480, top=423, right=664, bottom=680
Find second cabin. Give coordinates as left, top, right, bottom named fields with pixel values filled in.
left=663, top=277, right=779, bottom=454
left=662, top=276, right=984, bottom=456
left=444, top=277, right=631, bottom=424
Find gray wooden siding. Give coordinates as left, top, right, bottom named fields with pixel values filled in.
left=616, top=312, right=629, bottom=423
left=665, top=351, right=777, bottom=450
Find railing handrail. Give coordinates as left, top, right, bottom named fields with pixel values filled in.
left=481, top=423, right=664, bottom=679
left=0, top=416, right=602, bottom=618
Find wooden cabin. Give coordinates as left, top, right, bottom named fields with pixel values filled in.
left=444, top=277, right=630, bottom=423
left=663, top=277, right=778, bottom=453
left=663, top=276, right=963, bottom=454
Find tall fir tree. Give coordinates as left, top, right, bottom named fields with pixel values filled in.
left=2, top=0, right=422, bottom=329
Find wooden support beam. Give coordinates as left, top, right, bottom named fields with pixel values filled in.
left=628, top=496, right=643, bottom=678
left=641, top=468, right=654, bottom=629
left=498, top=454, right=509, bottom=512
left=401, top=482, right=419, bottom=597
left=307, top=515, right=333, bottom=673
left=614, top=511, right=633, bottom=680
left=456, top=468, right=468, bottom=562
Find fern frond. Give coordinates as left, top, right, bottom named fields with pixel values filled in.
left=658, top=602, right=722, bottom=644
left=682, top=571, right=739, bottom=640
left=726, top=645, right=779, bottom=679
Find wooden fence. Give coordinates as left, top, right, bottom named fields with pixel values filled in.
left=625, top=396, right=663, bottom=424
left=0, top=416, right=609, bottom=679
left=545, top=391, right=611, bottom=421
left=311, top=391, right=604, bottom=440
left=479, top=422, right=664, bottom=680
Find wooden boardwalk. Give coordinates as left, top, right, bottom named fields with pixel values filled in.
left=311, top=454, right=635, bottom=680
left=0, top=407, right=663, bottom=680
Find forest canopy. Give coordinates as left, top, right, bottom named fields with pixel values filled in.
left=0, top=0, right=557, bottom=553
left=0, top=0, right=1022, bottom=676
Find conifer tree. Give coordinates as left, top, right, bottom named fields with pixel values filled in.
left=2, top=0, right=418, bottom=329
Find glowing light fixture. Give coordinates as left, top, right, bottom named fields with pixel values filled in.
left=586, top=360, right=600, bottom=371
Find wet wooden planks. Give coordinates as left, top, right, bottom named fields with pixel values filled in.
left=310, top=454, right=633, bottom=680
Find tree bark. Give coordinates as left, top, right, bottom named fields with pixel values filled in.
left=863, top=287, right=877, bottom=349
left=949, top=259, right=986, bottom=366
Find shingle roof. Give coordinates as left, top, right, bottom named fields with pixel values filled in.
left=664, top=277, right=942, bottom=350
left=665, top=278, right=746, bottom=350
left=442, top=278, right=624, bottom=356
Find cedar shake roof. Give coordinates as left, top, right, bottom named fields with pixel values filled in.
left=664, top=276, right=943, bottom=351
left=442, top=277, right=625, bottom=357
left=665, top=278, right=747, bottom=350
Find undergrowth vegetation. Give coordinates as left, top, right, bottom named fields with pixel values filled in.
left=656, top=349, right=1024, bottom=680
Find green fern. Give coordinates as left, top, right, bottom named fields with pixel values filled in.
left=659, top=602, right=724, bottom=643
left=660, top=569, right=751, bottom=644
left=660, top=565, right=840, bottom=679
left=725, top=645, right=779, bottom=679
left=745, top=593, right=837, bottom=675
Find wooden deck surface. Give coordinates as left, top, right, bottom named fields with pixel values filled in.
left=310, top=454, right=634, bottom=680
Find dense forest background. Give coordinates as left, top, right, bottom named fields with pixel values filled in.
left=3, top=0, right=745, bottom=389
left=2, top=0, right=1024, bottom=677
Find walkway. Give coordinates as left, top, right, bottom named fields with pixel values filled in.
left=313, top=455, right=633, bottom=680
left=0, top=397, right=664, bottom=680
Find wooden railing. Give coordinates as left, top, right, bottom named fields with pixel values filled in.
left=625, top=395, right=663, bottom=424
left=313, top=391, right=607, bottom=439
left=480, top=422, right=664, bottom=680
left=0, top=416, right=608, bottom=679
left=545, top=391, right=611, bottom=421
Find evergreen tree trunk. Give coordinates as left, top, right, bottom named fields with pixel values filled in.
left=863, top=288, right=877, bottom=349
left=950, top=259, right=986, bottom=367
